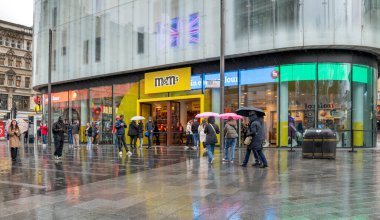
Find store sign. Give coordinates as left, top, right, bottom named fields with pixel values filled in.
left=145, top=67, right=191, bottom=94
left=271, top=70, right=279, bottom=79
left=0, top=122, right=4, bottom=138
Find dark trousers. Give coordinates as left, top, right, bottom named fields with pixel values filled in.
left=186, top=134, right=193, bottom=146
left=117, top=134, right=128, bottom=152
left=10, top=148, right=18, bottom=161
left=129, top=135, right=137, bottom=149
left=54, top=138, right=64, bottom=157
left=243, top=148, right=261, bottom=165
left=256, top=150, right=268, bottom=166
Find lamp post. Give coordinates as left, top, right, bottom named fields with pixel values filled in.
left=47, top=29, right=52, bottom=146
left=220, top=0, right=225, bottom=150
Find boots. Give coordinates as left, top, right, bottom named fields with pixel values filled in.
left=10, top=148, right=18, bottom=161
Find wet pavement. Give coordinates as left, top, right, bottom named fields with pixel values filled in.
left=1, top=141, right=380, bottom=219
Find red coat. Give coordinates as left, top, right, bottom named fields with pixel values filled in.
left=40, top=125, right=48, bottom=135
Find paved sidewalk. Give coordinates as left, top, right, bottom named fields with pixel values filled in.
left=0, top=142, right=380, bottom=219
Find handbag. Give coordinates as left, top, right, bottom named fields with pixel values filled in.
left=244, top=136, right=252, bottom=145
left=144, top=131, right=149, bottom=137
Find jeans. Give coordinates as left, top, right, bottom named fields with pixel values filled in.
left=148, top=133, right=153, bottom=148
left=130, top=135, right=137, bottom=149
left=186, top=134, right=193, bottom=146
left=206, top=144, right=215, bottom=163
left=114, top=134, right=118, bottom=148
left=193, top=133, right=199, bottom=147
left=117, top=134, right=128, bottom=152
left=256, top=150, right=268, bottom=166
left=68, top=132, right=73, bottom=144
left=87, top=137, right=92, bottom=147
left=224, top=138, right=236, bottom=161
left=243, top=148, right=263, bottom=165
left=139, top=137, right=143, bottom=148
left=42, top=135, right=47, bottom=144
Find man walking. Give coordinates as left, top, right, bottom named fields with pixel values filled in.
left=53, top=116, right=65, bottom=160
left=116, top=115, right=131, bottom=156
left=191, top=118, right=200, bottom=150
left=72, top=120, right=80, bottom=148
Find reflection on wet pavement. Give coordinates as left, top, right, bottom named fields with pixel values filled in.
left=1, top=141, right=380, bottom=219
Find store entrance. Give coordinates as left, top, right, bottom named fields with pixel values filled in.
left=139, top=98, right=201, bottom=146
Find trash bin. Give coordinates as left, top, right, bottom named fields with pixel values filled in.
left=302, top=129, right=337, bottom=159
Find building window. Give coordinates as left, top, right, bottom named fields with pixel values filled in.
left=26, top=42, right=31, bottom=51
left=25, top=77, right=30, bottom=88
left=0, top=58, right=4, bottom=65
left=13, top=95, right=30, bottom=111
left=11, top=40, right=15, bottom=48
left=8, top=58, right=13, bottom=66
left=95, top=37, right=101, bottom=62
left=0, top=94, right=7, bottom=110
left=137, top=27, right=144, bottom=54
left=0, top=74, right=5, bottom=85
left=62, top=46, right=66, bottom=56
left=7, top=75, right=14, bottom=86
left=17, top=41, right=21, bottom=49
left=16, top=59, right=21, bottom=68
left=52, top=7, right=57, bottom=27
left=16, top=76, right=21, bottom=87
left=0, top=37, right=3, bottom=45
left=5, top=38, right=9, bottom=46
left=25, top=61, right=31, bottom=70
left=83, top=40, right=89, bottom=64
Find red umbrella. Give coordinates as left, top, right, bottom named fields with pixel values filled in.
left=219, top=113, right=243, bottom=120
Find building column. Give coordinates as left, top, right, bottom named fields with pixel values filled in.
left=279, top=82, right=288, bottom=147
left=353, top=83, right=364, bottom=147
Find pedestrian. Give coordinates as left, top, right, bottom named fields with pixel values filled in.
left=138, top=120, right=144, bottom=149
left=24, top=129, right=28, bottom=144
left=204, top=116, right=220, bottom=164
left=153, top=121, right=160, bottom=145
left=40, top=123, right=48, bottom=146
left=112, top=116, right=120, bottom=148
left=92, top=123, right=100, bottom=146
left=128, top=120, right=138, bottom=149
left=146, top=117, right=154, bottom=149
left=198, top=119, right=207, bottom=150
left=8, top=119, right=21, bottom=162
left=53, top=116, right=65, bottom=160
left=67, top=122, right=73, bottom=146
left=223, top=116, right=238, bottom=163
left=116, top=115, right=131, bottom=156
left=191, top=118, right=200, bottom=150
left=72, top=120, right=80, bottom=147
left=85, top=122, right=92, bottom=148
left=185, top=120, right=193, bottom=149
left=240, top=111, right=268, bottom=168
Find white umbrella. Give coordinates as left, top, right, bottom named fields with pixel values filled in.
left=131, top=116, right=145, bottom=121
left=195, top=112, right=220, bottom=118
left=6, top=118, right=29, bottom=134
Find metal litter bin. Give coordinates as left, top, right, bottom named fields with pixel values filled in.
left=302, top=129, right=337, bottom=159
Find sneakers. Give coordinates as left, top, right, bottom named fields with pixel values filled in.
left=251, top=162, right=262, bottom=167
left=127, top=151, right=132, bottom=156
left=260, top=164, right=268, bottom=168
left=58, top=156, right=63, bottom=160
left=210, top=158, right=214, bottom=164
left=54, top=156, right=58, bottom=160
left=222, top=158, right=228, bottom=162
left=230, top=160, right=234, bottom=163
left=192, top=146, right=197, bottom=150
left=240, top=164, right=247, bottom=167
left=184, top=146, right=189, bottom=150
left=119, top=151, right=123, bottom=156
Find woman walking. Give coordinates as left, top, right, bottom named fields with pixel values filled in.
left=204, top=116, right=219, bottom=164
left=8, top=119, right=21, bottom=162
left=86, top=123, right=93, bottom=148
left=137, top=120, right=144, bottom=149
left=128, top=120, right=138, bottom=149
left=223, top=117, right=238, bottom=163
left=40, top=123, right=48, bottom=146
left=198, top=120, right=207, bottom=150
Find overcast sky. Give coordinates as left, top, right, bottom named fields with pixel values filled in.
left=0, top=0, right=34, bottom=27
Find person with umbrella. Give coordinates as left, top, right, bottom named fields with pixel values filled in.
left=239, top=111, right=268, bottom=168
left=53, top=116, right=66, bottom=160
left=8, top=119, right=21, bottom=162
left=204, top=116, right=220, bottom=164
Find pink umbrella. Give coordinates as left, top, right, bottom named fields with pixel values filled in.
left=195, top=112, right=220, bottom=118
left=219, top=113, right=243, bottom=120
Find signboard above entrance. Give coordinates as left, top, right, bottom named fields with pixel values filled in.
left=145, top=67, right=191, bottom=94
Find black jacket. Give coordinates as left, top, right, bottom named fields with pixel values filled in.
left=191, top=121, right=200, bottom=134
left=53, top=121, right=65, bottom=141
left=204, top=117, right=220, bottom=145
left=128, top=121, right=139, bottom=136
left=247, top=116, right=265, bottom=150
left=137, top=122, right=144, bottom=138
left=86, top=127, right=93, bottom=137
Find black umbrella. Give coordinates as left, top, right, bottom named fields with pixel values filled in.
left=235, top=106, right=266, bottom=117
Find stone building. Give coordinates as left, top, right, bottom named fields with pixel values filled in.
left=0, top=20, right=37, bottom=123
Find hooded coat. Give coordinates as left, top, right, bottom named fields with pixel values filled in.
left=224, top=120, right=238, bottom=139
left=204, top=116, right=220, bottom=145
left=8, top=126, right=21, bottom=148
left=128, top=121, right=138, bottom=136
left=247, top=115, right=265, bottom=150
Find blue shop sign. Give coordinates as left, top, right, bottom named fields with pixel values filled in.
left=191, top=71, right=238, bottom=90
left=240, top=66, right=277, bottom=85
